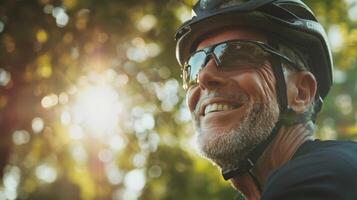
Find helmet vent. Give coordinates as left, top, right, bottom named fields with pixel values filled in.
left=278, top=3, right=317, bottom=21
left=219, top=0, right=251, bottom=8
left=199, top=0, right=224, bottom=10
left=259, top=3, right=299, bottom=21
left=197, top=0, right=251, bottom=12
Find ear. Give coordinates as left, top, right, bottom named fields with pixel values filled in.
left=287, top=71, right=317, bottom=113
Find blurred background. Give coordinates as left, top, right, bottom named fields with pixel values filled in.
left=0, top=0, right=356, bottom=199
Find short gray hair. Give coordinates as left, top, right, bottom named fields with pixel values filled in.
left=279, top=43, right=309, bottom=71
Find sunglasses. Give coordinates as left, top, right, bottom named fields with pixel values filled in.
left=182, top=40, right=299, bottom=90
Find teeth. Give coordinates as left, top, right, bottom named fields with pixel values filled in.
left=204, top=103, right=236, bottom=115
left=223, top=104, right=228, bottom=110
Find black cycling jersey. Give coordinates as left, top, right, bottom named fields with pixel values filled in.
left=261, top=140, right=357, bottom=200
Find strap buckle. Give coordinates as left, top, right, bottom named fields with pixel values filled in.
left=222, top=158, right=254, bottom=180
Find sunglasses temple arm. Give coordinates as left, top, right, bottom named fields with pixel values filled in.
left=258, top=44, right=297, bottom=67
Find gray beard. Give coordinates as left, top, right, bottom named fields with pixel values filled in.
left=194, top=100, right=279, bottom=171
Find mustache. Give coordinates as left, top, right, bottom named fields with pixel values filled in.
left=193, top=91, right=249, bottom=115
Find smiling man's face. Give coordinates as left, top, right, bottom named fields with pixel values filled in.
left=186, top=28, right=280, bottom=170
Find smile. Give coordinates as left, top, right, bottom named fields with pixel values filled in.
left=204, top=103, right=241, bottom=116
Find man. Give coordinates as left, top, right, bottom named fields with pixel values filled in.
left=175, top=0, right=357, bottom=199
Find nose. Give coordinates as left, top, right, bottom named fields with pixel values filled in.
left=197, top=56, right=228, bottom=90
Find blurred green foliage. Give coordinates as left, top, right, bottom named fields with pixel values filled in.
left=0, top=0, right=356, bottom=199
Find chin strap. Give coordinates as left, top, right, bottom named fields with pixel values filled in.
left=221, top=109, right=310, bottom=181
left=221, top=37, right=312, bottom=192
left=221, top=120, right=282, bottom=181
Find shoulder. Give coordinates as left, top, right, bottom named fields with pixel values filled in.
left=261, top=140, right=357, bottom=200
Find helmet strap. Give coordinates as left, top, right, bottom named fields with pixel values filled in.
left=221, top=37, right=312, bottom=192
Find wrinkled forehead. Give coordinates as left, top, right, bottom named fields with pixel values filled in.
left=196, top=27, right=268, bottom=51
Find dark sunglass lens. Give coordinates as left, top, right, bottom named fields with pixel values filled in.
left=212, top=43, right=227, bottom=62
left=186, top=51, right=206, bottom=85
left=214, top=42, right=268, bottom=69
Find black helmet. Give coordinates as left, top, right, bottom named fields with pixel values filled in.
left=175, top=0, right=333, bottom=100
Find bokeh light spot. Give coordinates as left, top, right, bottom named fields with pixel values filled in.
left=38, top=65, right=52, bottom=78
left=32, top=117, right=45, bottom=133
left=63, top=0, right=78, bottom=9
left=60, top=111, right=71, bottom=125
left=115, top=74, right=129, bottom=87
left=3, top=165, right=20, bottom=200
left=335, top=94, right=352, bottom=115
left=36, top=29, right=48, bottom=43
left=98, top=149, right=113, bottom=163
left=35, top=164, right=57, bottom=183
left=328, top=25, right=344, bottom=52
left=137, top=15, right=157, bottom=32
left=36, top=55, right=53, bottom=78
left=175, top=5, right=191, bottom=23
left=12, top=130, right=31, bottom=145
left=70, top=145, right=87, bottom=163
left=58, top=92, right=69, bottom=104
left=0, top=68, right=11, bottom=86
left=105, top=163, right=123, bottom=185
left=52, top=7, right=69, bottom=27
left=148, top=165, right=162, bottom=178
left=124, top=169, right=146, bottom=192
left=108, top=135, right=126, bottom=151
left=146, top=43, right=161, bottom=58
left=347, top=2, right=357, bottom=20
left=132, top=153, right=146, bottom=168
left=75, top=9, right=90, bottom=30
left=43, top=4, right=54, bottom=14
left=41, top=94, right=58, bottom=109
left=333, top=68, right=347, bottom=84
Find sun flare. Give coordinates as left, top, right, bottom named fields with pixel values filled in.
left=71, top=84, right=122, bottom=136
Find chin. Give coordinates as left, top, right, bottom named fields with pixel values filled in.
left=196, top=125, right=245, bottom=169
left=195, top=102, right=279, bottom=170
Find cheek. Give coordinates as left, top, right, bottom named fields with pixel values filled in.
left=186, top=87, right=200, bottom=112
left=232, top=67, right=276, bottom=102
left=256, top=66, right=277, bottom=101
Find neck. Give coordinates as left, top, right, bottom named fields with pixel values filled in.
left=230, top=122, right=315, bottom=200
